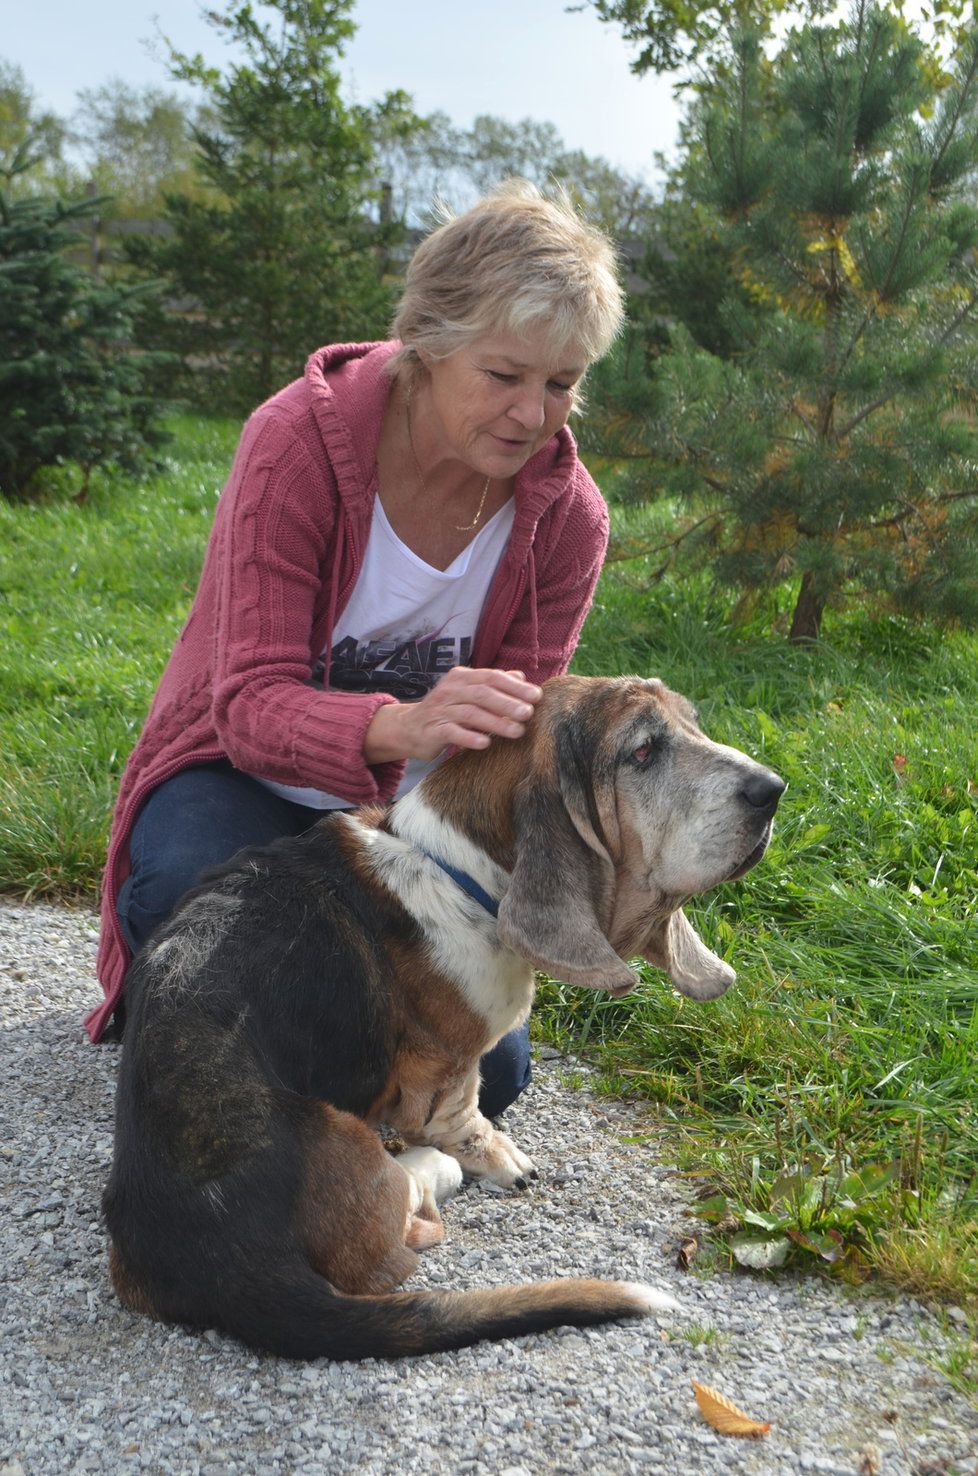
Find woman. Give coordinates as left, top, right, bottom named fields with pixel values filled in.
left=89, top=179, right=625, bottom=1117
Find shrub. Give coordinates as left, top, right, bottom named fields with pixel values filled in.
left=0, top=151, right=171, bottom=499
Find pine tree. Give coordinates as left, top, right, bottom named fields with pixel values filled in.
left=0, top=150, right=170, bottom=499
left=133, top=0, right=409, bottom=413
left=614, top=3, right=978, bottom=641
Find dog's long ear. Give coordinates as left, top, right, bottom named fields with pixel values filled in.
left=641, top=908, right=735, bottom=1000
left=497, top=772, right=637, bottom=996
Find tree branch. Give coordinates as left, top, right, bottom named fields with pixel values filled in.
left=834, top=392, right=895, bottom=441
left=605, top=510, right=724, bottom=565
left=836, top=290, right=978, bottom=441
left=868, top=487, right=978, bottom=530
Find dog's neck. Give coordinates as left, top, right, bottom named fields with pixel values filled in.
left=389, top=773, right=516, bottom=909
left=407, top=740, right=526, bottom=870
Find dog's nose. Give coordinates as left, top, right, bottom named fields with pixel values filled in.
left=740, top=770, right=786, bottom=815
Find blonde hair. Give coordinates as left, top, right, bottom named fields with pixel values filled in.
left=388, top=179, right=625, bottom=391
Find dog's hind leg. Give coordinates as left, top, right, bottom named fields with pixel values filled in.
left=396, top=1146, right=463, bottom=1251
left=397, top=1146, right=464, bottom=1204
left=296, top=1103, right=440, bottom=1294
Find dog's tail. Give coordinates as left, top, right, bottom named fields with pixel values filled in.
left=221, top=1266, right=678, bottom=1360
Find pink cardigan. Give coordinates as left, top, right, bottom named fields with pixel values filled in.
left=89, top=341, right=609, bottom=1041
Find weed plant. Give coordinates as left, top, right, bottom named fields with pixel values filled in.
left=0, top=421, right=975, bottom=1307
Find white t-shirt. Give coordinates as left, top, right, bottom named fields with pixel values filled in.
left=254, top=493, right=516, bottom=808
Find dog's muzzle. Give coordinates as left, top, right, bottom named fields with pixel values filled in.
left=725, top=770, right=786, bottom=880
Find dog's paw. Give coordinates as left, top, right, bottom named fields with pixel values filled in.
left=398, top=1146, right=464, bottom=1204
left=479, top=1129, right=536, bottom=1190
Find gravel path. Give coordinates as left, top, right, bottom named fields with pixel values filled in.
left=1, top=900, right=975, bottom=1476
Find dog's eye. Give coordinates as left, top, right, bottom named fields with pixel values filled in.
left=631, top=742, right=654, bottom=765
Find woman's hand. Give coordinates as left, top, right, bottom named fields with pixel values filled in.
left=364, top=668, right=542, bottom=764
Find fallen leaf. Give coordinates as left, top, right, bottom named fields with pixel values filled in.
left=692, top=1381, right=770, bottom=1438
left=676, top=1235, right=699, bottom=1270
left=730, top=1232, right=791, bottom=1269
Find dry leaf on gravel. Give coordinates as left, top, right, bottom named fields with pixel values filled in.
left=676, top=1235, right=698, bottom=1270
left=692, top=1381, right=770, bottom=1438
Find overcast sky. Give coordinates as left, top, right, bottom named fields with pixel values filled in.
left=5, top=0, right=684, bottom=185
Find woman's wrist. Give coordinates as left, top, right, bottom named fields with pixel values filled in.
left=363, top=701, right=409, bottom=765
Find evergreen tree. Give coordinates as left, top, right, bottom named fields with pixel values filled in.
left=614, top=3, right=978, bottom=641
left=0, top=152, right=170, bottom=499
left=134, top=0, right=409, bottom=413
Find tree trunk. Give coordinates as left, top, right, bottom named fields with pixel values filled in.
left=789, top=572, right=826, bottom=643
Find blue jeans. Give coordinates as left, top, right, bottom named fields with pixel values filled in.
left=116, top=761, right=531, bottom=1119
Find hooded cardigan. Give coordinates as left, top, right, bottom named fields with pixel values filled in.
left=88, top=340, right=610, bottom=1042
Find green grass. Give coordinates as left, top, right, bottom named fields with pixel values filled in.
left=555, top=548, right=978, bottom=1306
left=1, top=417, right=976, bottom=1308
left=0, top=416, right=239, bottom=895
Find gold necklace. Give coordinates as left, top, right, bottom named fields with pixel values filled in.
left=405, top=392, right=491, bottom=533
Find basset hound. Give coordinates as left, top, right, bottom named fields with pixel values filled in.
left=103, top=675, right=785, bottom=1359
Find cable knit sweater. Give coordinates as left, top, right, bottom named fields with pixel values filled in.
left=88, top=340, right=610, bottom=1042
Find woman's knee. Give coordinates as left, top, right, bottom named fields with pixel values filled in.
left=478, top=1022, right=533, bottom=1120
left=116, top=762, right=317, bottom=953
left=116, top=816, right=207, bottom=953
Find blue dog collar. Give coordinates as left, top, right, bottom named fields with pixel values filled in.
left=422, top=854, right=500, bottom=919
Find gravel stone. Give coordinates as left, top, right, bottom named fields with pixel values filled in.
left=2, top=900, right=976, bottom=1475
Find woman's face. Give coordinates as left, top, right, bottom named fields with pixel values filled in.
left=418, top=330, right=587, bottom=480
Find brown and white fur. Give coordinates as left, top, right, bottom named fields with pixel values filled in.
left=103, top=675, right=784, bottom=1359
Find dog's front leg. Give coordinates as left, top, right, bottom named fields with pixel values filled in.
left=416, top=1072, right=536, bottom=1190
